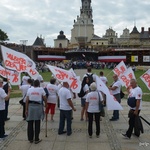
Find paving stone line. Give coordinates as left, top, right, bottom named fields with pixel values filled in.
left=0, top=121, right=26, bottom=150
left=103, top=108, right=122, bottom=150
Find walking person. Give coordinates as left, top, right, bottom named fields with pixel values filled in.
left=99, top=71, right=108, bottom=106
left=85, top=82, right=103, bottom=138
left=122, top=79, right=142, bottom=139
left=19, top=78, right=33, bottom=120
left=25, top=80, right=47, bottom=144
left=45, top=78, right=59, bottom=121
left=58, top=82, right=76, bottom=136
left=80, top=76, right=89, bottom=121
left=109, top=74, right=122, bottom=121
left=0, top=78, right=11, bottom=139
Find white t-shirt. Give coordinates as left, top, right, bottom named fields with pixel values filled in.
left=26, top=87, right=46, bottom=103
left=0, top=88, right=7, bottom=110
left=19, top=85, right=32, bottom=102
left=22, top=76, right=30, bottom=85
left=128, top=86, right=142, bottom=110
left=37, top=74, right=43, bottom=82
left=100, top=76, right=108, bottom=85
left=86, top=91, right=103, bottom=113
left=46, top=83, right=59, bottom=104
left=111, top=80, right=122, bottom=95
left=82, top=84, right=89, bottom=99
left=58, top=87, right=72, bottom=110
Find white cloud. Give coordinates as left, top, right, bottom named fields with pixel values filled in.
left=0, top=0, right=150, bottom=46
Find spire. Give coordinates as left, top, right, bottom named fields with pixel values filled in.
left=80, top=0, right=92, bottom=18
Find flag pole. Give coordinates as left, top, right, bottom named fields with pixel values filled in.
left=45, top=113, right=48, bottom=137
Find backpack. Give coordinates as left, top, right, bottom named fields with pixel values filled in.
left=78, top=86, right=86, bottom=98
left=3, top=83, right=9, bottom=94
left=86, top=73, right=94, bottom=86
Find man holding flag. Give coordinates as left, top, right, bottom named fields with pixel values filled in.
left=109, top=74, right=122, bottom=121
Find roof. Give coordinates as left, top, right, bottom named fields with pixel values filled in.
left=130, top=26, right=139, bottom=34
left=33, top=37, right=45, bottom=47
left=140, top=31, right=150, bottom=39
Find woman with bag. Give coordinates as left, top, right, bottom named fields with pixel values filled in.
left=85, top=82, right=103, bottom=138
left=25, top=80, right=47, bottom=144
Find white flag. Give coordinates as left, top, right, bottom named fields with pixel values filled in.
left=119, top=67, right=136, bottom=88
left=0, top=65, right=21, bottom=85
left=1, top=45, right=39, bottom=79
left=113, top=61, right=127, bottom=77
left=140, top=69, right=150, bottom=90
left=47, top=65, right=81, bottom=93
left=96, top=75, right=123, bottom=110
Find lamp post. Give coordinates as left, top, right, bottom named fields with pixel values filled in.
left=20, top=40, right=28, bottom=53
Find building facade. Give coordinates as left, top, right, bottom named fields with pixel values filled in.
left=1, top=0, right=150, bottom=65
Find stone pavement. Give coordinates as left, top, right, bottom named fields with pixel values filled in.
left=0, top=69, right=150, bottom=150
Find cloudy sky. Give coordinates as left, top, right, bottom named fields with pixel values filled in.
left=0, top=0, right=150, bottom=47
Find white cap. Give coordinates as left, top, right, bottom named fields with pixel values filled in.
left=90, top=82, right=97, bottom=91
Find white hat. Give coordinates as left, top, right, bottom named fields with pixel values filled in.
left=90, top=82, right=97, bottom=91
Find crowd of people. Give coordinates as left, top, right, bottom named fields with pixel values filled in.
left=0, top=66, right=143, bottom=143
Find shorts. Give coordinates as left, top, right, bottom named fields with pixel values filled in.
left=45, top=103, right=56, bottom=115
left=81, top=98, right=86, bottom=107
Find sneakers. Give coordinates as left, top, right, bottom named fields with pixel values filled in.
left=122, top=134, right=130, bottom=139
left=0, top=134, right=8, bottom=139
left=35, top=139, right=42, bottom=144
left=58, top=131, right=67, bottom=135
left=5, top=118, right=10, bottom=121
left=109, top=117, right=118, bottom=121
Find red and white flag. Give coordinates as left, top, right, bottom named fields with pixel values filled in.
left=47, top=65, right=81, bottom=93
left=119, top=67, right=136, bottom=88
left=140, top=69, right=150, bottom=90
left=96, top=75, right=123, bottom=110
left=113, top=61, right=127, bottom=77
left=1, top=45, right=39, bottom=80
left=0, top=65, right=21, bottom=85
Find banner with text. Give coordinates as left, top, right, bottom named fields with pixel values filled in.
left=47, top=65, right=81, bottom=93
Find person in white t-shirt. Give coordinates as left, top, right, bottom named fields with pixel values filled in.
left=19, top=79, right=33, bottom=120
left=0, top=78, right=11, bottom=139
left=85, top=82, right=103, bottom=138
left=99, top=71, right=108, bottom=106
left=25, top=80, right=47, bottom=144
left=80, top=76, right=89, bottom=121
left=45, top=78, right=59, bottom=121
left=58, top=82, right=76, bottom=136
left=109, top=74, right=122, bottom=121
left=122, top=79, right=142, bottom=139
left=22, top=72, right=30, bottom=85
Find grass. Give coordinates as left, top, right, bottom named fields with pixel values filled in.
left=10, top=68, right=150, bottom=102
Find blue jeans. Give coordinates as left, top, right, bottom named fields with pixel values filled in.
left=58, top=110, right=72, bottom=135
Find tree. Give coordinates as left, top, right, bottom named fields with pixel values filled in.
left=0, top=29, right=9, bottom=42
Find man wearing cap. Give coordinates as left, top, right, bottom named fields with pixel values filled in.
left=58, top=82, right=76, bottom=136
left=0, top=78, right=11, bottom=139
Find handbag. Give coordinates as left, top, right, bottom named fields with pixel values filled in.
left=127, top=97, right=136, bottom=107
left=97, top=91, right=105, bottom=117
left=19, top=93, right=26, bottom=105
left=19, top=99, right=24, bottom=105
